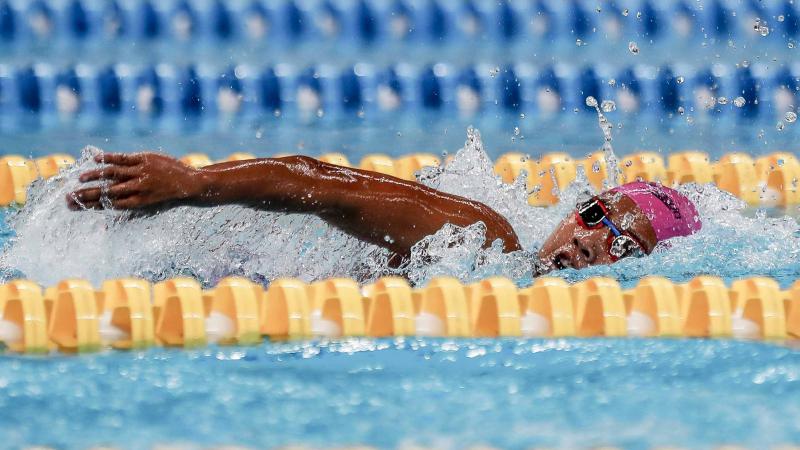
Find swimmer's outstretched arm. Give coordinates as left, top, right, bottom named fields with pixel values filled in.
left=68, top=153, right=521, bottom=257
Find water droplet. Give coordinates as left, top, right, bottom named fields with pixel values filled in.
left=785, top=111, right=797, bottom=123
left=624, top=160, right=633, bottom=167
left=357, top=110, right=365, bottom=118
left=733, top=97, right=746, bottom=107
left=608, top=79, right=616, bottom=87
left=576, top=38, right=583, bottom=46
left=779, top=15, right=786, bottom=22
left=585, top=96, right=598, bottom=107
left=741, top=60, right=751, bottom=68
left=273, top=109, right=282, bottom=117
left=789, top=41, right=795, bottom=49
left=760, top=25, right=770, bottom=36
left=513, top=126, right=521, bottom=136
left=592, top=161, right=601, bottom=173
left=489, top=67, right=500, bottom=78
left=676, top=76, right=685, bottom=84
left=717, top=96, right=729, bottom=105
left=519, top=113, right=525, bottom=119
left=777, top=120, right=786, bottom=131
left=678, top=106, right=685, bottom=115
left=636, top=11, right=642, bottom=20
left=622, top=8, right=629, bottom=17
left=621, top=212, right=635, bottom=229
left=628, top=41, right=639, bottom=54
left=601, top=100, right=616, bottom=112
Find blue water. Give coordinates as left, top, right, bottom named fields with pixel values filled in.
left=0, top=338, right=797, bottom=449
left=2, top=113, right=799, bottom=162
left=0, top=2, right=798, bottom=447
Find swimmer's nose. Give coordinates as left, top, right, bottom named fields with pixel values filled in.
left=573, top=237, right=598, bottom=265
left=554, top=238, right=597, bottom=270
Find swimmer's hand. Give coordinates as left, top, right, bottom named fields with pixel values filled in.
left=67, top=153, right=200, bottom=210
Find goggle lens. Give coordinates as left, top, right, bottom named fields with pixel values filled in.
left=577, top=199, right=607, bottom=228
left=609, top=234, right=645, bottom=260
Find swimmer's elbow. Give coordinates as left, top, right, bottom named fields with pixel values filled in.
left=476, top=205, right=521, bottom=253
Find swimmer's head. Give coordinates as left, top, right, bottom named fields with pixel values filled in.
left=535, top=181, right=702, bottom=274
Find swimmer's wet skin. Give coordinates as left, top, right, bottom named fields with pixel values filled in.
left=66, top=152, right=701, bottom=274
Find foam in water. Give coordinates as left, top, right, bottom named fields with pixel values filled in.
left=1, top=128, right=799, bottom=288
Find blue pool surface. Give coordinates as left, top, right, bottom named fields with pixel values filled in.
left=0, top=338, right=798, bottom=449
left=1, top=1, right=799, bottom=449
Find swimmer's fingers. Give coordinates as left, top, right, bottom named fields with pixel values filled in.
left=108, top=196, right=145, bottom=210
left=66, top=182, right=140, bottom=210
left=66, top=189, right=101, bottom=210
left=78, top=166, right=137, bottom=183
left=93, top=153, right=145, bottom=166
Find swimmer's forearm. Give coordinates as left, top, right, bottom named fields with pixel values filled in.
left=189, top=156, right=327, bottom=212
left=186, top=156, right=521, bottom=255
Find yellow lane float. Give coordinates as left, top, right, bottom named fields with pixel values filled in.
left=623, top=276, right=681, bottom=337
left=466, top=277, right=522, bottom=337
left=518, top=277, right=575, bottom=337
left=261, top=278, right=311, bottom=339
left=99, top=278, right=154, bottom=349
left=713, top=153, right=760, bottom=205
left=415, top=276, right=470, bottom=337
left=571, top=277, right=627, bottom=337
left=667, top=151, right=713, bottom=186
left=4, top=150, right=800, bottom=206
left=0, top=280, right=48, bottom=353
left=677, top=276, right=733, bottom=338
left=0, top=274, right=798, bottom=354
left=394, top=153, right=440, bottom=181
left=48, top=279, right=101, bottom=353
left=308, top=278, right=365, bottom=337
left=358, top=154, right=396, bottom=176
left=363, top=277, right=415, bottom=337
left=205, top=277, right=261, bottom=345
left=621, top=152, right=667, bottom=185
left=153, top=278, right=206, bottom=348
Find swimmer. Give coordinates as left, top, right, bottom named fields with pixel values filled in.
left=66, top=153, right=701, bottom=274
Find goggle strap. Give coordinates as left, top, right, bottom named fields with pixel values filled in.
left=601, top=217, right=622, bottom=237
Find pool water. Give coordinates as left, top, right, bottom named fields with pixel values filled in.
left=3, top=112, right=800, bottom=162
left=1, top=1, right=800, bottom=448
left=0, top=338, right=798, bottom=449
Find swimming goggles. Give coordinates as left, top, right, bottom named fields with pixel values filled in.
left=575, top=197, right=645, bottom=261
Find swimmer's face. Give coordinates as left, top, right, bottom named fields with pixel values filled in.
left=535, top=192, right=658, bottom=274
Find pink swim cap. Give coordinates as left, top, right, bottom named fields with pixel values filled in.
left=609, top=181, right=702, bottom=242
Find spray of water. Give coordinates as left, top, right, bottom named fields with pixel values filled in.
left=1, top=127, right=799, bottom=288
left=0, top=129, right=556, bottom=287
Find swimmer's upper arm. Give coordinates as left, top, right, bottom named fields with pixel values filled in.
left=308, top=159, right=523, bottom=254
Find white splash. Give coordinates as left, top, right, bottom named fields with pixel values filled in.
left=0, top=129, right=562, bottom=287
left=1, top=128, right=799, bottom=289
